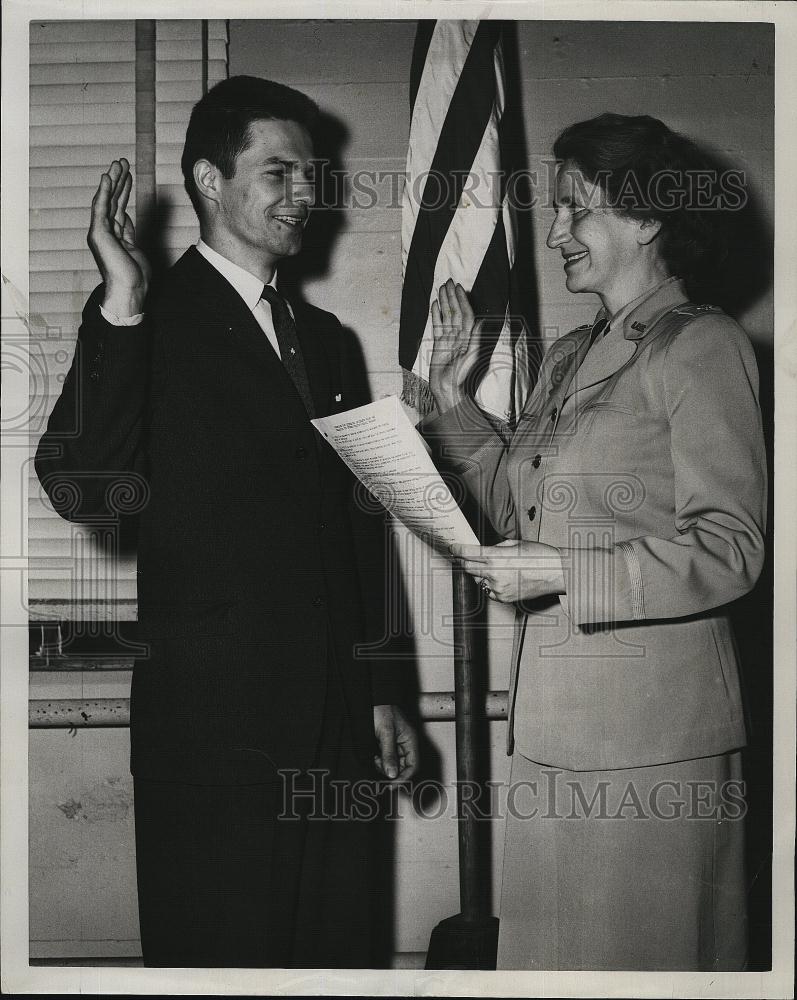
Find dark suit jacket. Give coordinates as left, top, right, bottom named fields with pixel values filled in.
left=36, top=247, right=406, bottom=784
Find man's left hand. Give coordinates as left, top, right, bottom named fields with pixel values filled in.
left=450, top=539, right=566, bottom=604
left=373, top=704, right=419, bottom=782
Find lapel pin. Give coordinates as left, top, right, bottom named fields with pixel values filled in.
left=335, top=393, right=342, bottom=402
left=631, top=321, right=647, bottom=332
left=290, top=347, right=296, bottom=355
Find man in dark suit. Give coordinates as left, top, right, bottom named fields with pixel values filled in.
left=36, top=75, right=418, bottom=969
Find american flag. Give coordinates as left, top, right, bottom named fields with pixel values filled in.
left=399, top=20, right=531, bottom=422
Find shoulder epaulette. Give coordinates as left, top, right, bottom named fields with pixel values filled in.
left=671, top=303, right=723, bottom=318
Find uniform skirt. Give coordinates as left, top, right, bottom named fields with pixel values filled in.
left=497, top=750, right=747, bottom=971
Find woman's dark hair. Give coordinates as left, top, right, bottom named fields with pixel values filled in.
left=553, top=113, right=735, bottom=285
left=181, top=75, right=319, bottom=216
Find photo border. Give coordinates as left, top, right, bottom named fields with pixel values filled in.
left=2, top=1, right=795, bottom=995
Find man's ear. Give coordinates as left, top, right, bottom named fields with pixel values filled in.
left=193, top=159, right=221, bottom=210
left=636, top=216, right=662, bottom=246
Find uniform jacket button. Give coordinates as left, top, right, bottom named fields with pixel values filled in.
left=312, top=596, right=324, bottom=607
left=295, top=446, right=307, bottom=459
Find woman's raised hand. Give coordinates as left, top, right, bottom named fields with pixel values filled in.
left=88, top=158, right=151, bottom=316
left=429, top=279, right=481, bottom=413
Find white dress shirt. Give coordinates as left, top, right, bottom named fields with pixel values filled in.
left=100, top=238, right=289, bottom=360
left=195, top=239, right=284, bottom=359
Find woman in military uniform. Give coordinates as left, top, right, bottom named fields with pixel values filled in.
left=425, top=113, right=766, bottom=970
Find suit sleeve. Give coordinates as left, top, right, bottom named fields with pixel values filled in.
left=34, top=284, right=151, bottom=521
left=559, top=314, right=767, bottom=625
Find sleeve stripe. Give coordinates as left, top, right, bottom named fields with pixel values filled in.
left=617, top=540, right=645, bottom=619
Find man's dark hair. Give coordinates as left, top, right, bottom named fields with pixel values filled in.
left=181, top=75, right=319, bottom=216
left=553, top=113, right=733, bottom=284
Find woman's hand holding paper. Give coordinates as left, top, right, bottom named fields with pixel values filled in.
left=449, top=539, right=566, bottom=604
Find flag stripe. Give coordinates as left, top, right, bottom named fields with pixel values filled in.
left=471, top=199, right=532, bottom=422
left=406, top=36, right=507, bottom=374
left=401, top=21, right=476, bottom=274
left=409, top=20, right=436, bottom=112
left=399, top=22, right=499, bottom=368
left=400, top=19, right=532, bottom=423
left=410, top=116, right=504, bottom=382
left=470, top=200, right=510, bottom=321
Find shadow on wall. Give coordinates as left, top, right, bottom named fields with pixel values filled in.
left=735, top=330, right=774, bottom=972
left=692, top=144, right=774, bottom=972
left=279, top=109, right=350, bottom=291
left=137, top=196, right=178, bottom=288
left=689, top=145, right=773, bottom=319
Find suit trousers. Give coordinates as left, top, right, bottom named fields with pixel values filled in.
left=497, top=750, right=747, bottom=971
left=133, top=659, right=383, bottom=968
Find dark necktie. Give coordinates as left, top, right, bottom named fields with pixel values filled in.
left=588, top=316, right=609, bottom=350
left=260, top=286, right=315, bottom=417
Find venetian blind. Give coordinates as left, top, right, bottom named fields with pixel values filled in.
left=28, top=19, right=228, bottom=622
left=28, top=20, right=138, bottom=621
left=155, top=20, right=228, bottom=266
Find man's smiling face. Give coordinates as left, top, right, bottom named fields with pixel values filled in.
left=214, top=117, right=314, bottom=270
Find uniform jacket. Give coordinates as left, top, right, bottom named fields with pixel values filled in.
left=36, top=247, right=405, bottom=784
left=425, top=278, right=766, bottom=770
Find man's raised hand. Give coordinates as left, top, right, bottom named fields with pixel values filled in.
left=88, top=158, right=151, bottom=317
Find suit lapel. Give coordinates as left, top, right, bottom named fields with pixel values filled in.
left=186, top=248, right=292, bottom=383
left=182, top=248, right=327, bottom=425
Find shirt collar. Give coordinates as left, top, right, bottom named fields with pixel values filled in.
left=196, top=239, right=278, bottom=311
left=594, top=275, right=686, bottom=340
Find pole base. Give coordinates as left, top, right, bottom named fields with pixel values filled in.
left=424, top=913, right=500, bottom=970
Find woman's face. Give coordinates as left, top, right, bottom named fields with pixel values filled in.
left=547, top=160, right=648, bottom=305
